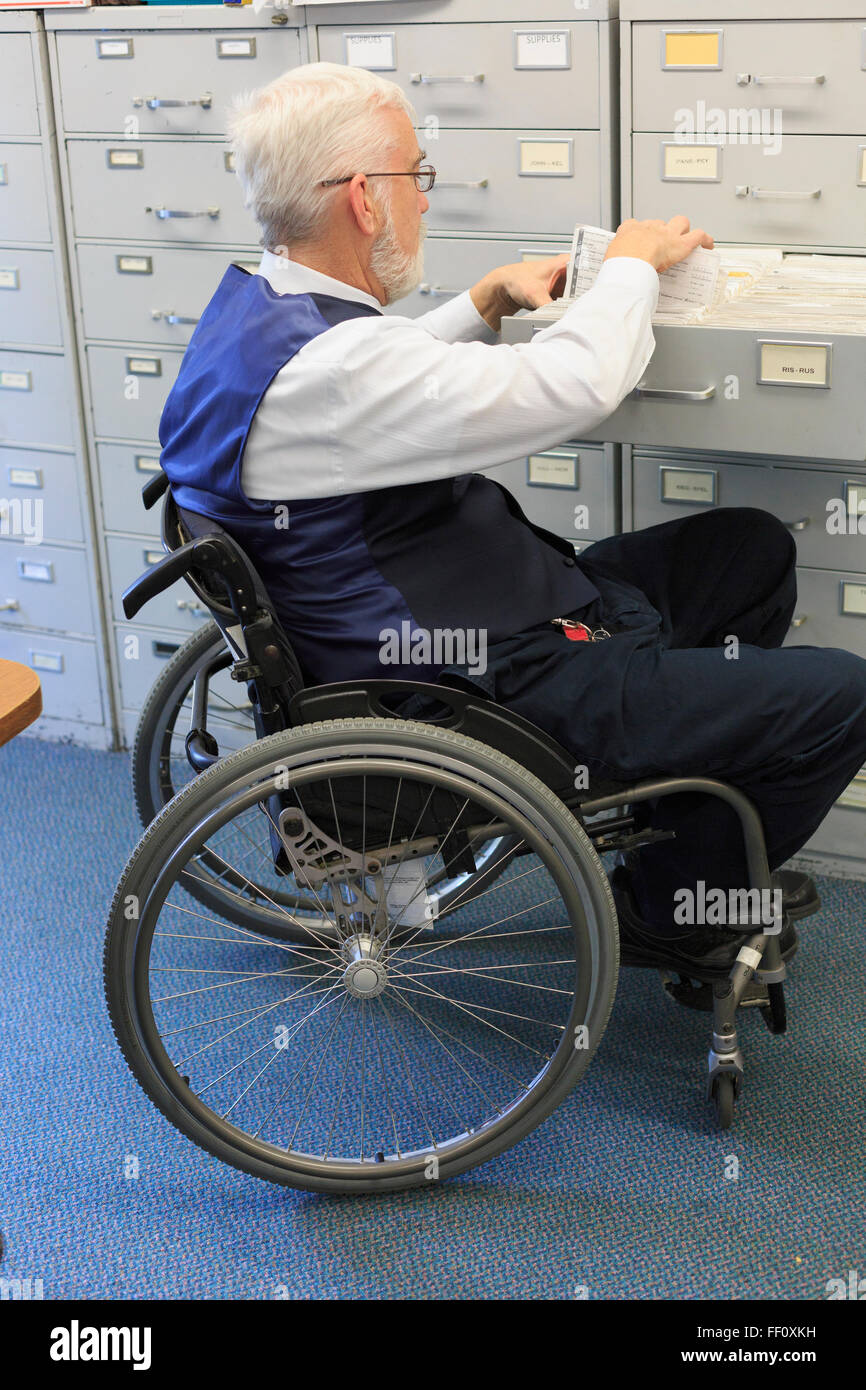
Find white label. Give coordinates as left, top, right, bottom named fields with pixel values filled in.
left=30, top=650, right=63, bottom=673
left=0, top=165, right=6, bottom=185
left=107, top=148, right=143, bottom=169
left=126, top=358, right=160, bottom=376
left=0, top=371, right=31, bottom=391
left=116, top=256, right=152, bottom=275
left=528, top=453, right=578, bottom=488
left=846, top=481, right=866, bottom=523
left=514, top=29, right=570, bottom=69
left=97, top=38, right=132, bottom=59
left=0, top=268, right=19, bottom=290
left=217, top=38, right=255, bottom=58
left=841, top=581, right=866, bottom=616
left=859, top=148, right=866, bottom=185
left=19, top=561, right=51, bottom=582
left=663, top=144, right=719, bottom=180
left=759, top=342, right=829, bottom=387
left=661, top=467, right=716, bottom=504
left=344, top=32, right=396, bottom=70
left=9, top=467, right=40, bottom=488
left=134, top=455, right=160, bottom=474
left=520, top=247, right=566, bottom=262
left=381, top=860, right=437, bottom=930
left=519, top=140, right=572, bottom=176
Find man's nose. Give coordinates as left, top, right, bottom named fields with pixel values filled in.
left=419, top=191, right=430, bottom=214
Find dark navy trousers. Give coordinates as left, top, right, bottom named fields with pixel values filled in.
left=454, top=508, right=866, bottom=928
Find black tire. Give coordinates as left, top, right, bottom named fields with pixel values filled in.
left=712, top=1073, right=736, bottom=1130
left=105, top=717, right=620, bottom=1193
left=131, top=624, right=519, bottom=940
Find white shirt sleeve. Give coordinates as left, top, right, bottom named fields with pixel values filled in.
left=241, top=257, right=659, bottom=500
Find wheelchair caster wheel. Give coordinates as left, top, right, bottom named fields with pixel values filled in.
left=760, top=981, right=787, bottom=1035
left=711, top=1073, right=737, bottom=1129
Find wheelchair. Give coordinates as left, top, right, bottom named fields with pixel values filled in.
left=105, top=470, right=793, bottom=1193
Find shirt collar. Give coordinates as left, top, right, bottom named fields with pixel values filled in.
left=256, top=248, right=383, bottom=314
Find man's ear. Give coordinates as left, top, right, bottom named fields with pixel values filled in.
left=347, top=174, right=379, bottom=239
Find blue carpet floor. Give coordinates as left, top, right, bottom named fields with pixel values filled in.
left=0, top=736, right=863, bottom=1300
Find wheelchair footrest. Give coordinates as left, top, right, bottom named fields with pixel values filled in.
left=659, top=970, right=770, bottom=1014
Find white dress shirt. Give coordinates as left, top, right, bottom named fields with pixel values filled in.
left=240, top=248, right=660, bottom=501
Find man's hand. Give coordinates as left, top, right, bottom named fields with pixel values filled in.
left=604, top=216, right=714, bottom=274
left=470, top=253, right=570, bottom=332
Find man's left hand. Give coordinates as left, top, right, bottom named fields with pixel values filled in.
left=470, top=253, right=570, bottom=332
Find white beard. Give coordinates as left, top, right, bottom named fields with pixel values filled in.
left=369, top=207, right=427, bottom=305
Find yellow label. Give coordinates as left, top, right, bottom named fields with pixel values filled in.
left=759, top=342, right=829, bottom=387
left=519, top=141, right=572, bottom=176
left=664, top=31, right=720, bottom=68
left=663, top=144, right=719, bottom=180
left=838, top=776, right=866, bottom=810
left=860, top=148, right=866, bottom=184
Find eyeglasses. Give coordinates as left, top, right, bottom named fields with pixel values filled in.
left=319, top=166, right=436, bottom=193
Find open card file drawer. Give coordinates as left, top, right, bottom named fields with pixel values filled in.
left=501, top=280, right=866, bottom=463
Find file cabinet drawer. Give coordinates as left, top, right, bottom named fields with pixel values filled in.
left=98, top=442, right=163, bottom=538
left=55, top=28, right=302, bottom=136
left=87, top=345, right=182, bottom=442
left=0, top=250, right=63, bottom=348
left=66, top=140, right=257, bottom=246
left=0, top=539, right=94, bottom=635
left=76, top=244, right=255, bottom=346
left=421, top=128, right=600, bottom=236
left=107, top=536, right=214, bottom=635
left=489, top=443, right=614, bottom=540
left=785, top=567, right=866, bottom=661
left=390, top=234, right=570, bottom=319
left=631, top=451, right=866, bottom=575
left=632, top=133, right=866, bottom=250
left=0, top=352, right=74, bottom=448
left=0, top=628, right=103, bottom=725
left=0, top=143, right=51, bottom=243
left=0, top=35, right=40, bottom=137
left=633, top=22, right=866, bottom=137
left=574, top=326, right=866, bottom=463
left=805, top=780, right=866, bottom=868
left=318, top=22, right=600, bottom=129
left=0, top=446, right=85, bottom=545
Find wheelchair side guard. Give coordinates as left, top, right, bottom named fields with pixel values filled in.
left=288, top=678, right=581, bottom=801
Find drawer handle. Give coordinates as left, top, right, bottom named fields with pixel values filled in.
left=435, top=179, right=489, bottom=190
left=736, top=73, right=826, bottom=87
left=735, top=186, right=821, bottom=201
left=632, top=383, right=716, bottom=402
left=0, top=598, right=20, bottom=611
left=176, top=598, right=210, bottom=619
left=148, top=206, right=220, bottom=221
left=151, top=310, right=201, bottom=326
left=409, top=72, right=485, bottom=85
left=418, top=283, right=462, bottom=297
left=783, top=517, right=811, bottom=531
left=790, top=615, right=808, bottom=628
left=133, top=93, right=213, bottom=110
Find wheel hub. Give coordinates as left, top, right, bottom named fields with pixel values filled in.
left=341, top=933, right=388, bottom=999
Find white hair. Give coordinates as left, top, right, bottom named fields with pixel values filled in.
left=227, top=61, right=417, bottom=249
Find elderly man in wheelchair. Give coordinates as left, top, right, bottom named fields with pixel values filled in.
left=106, top=62, right=866, bottom=1194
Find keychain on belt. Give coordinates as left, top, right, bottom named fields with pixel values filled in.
left=551, top=617, right=611, bottom=643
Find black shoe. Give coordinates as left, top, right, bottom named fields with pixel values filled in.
left=610, top=866, right=799, bottom=983
left=771, top=868, right=821, bottom=921
left=616, top=852, right=820, bottom=923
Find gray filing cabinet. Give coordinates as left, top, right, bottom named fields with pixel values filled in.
left=310, top=0, right=623, bottom=552
left=0, top=10, right=111, bottom=747
left=608, top=0, right=866, bottom=875
left=45, top=4, right=309, bottom=748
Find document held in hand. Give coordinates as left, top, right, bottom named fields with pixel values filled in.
left=565, top=224, right=723, bottom=316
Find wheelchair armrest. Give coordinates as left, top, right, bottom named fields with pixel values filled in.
left=141, top=468, right=170, bottom=510
left=121, top=537, right=222, bottom=619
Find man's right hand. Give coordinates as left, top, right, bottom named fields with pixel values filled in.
left=603, top=216, right=714, bottom=274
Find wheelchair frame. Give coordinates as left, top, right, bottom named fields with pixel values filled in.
left=121, top=470, right=792, bottom=1134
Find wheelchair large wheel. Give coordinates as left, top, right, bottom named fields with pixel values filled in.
left=131, top=623, right=518, bottom=941
left=106, top=717, right=619, bottom=1192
